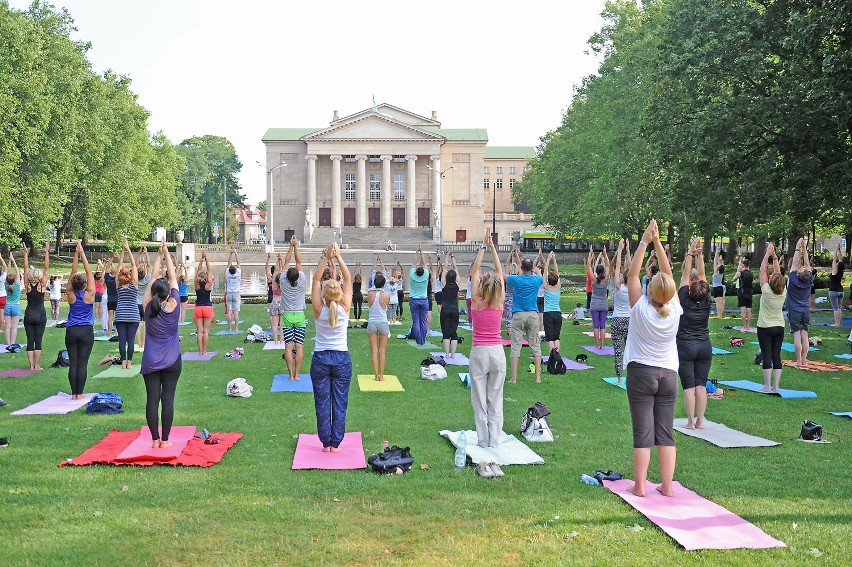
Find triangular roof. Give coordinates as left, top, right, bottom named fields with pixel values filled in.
left=334, top=103, right=439, bottom=128
left=303, top=112, right=444, bottom=142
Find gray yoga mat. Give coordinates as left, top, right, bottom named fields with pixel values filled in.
left=673, top=419, right=780, bottom=448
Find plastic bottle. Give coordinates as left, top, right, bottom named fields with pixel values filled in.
left=580, top=474, right=601, bottom=486
left=381, top=440, right=389, bottom=453
left=454, top=430, right=467, bottom=468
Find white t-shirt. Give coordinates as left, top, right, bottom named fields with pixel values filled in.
left=611, top=285, right=631, bottom=318
left=225, top=268, right=241, bottom=294
left=48, top=281, right=63, bottom=300
left=0, top=271, right=6, bottom=297
left=623, top=294, right=683, bottom=373
left=465, top=278, right=472, bottom=299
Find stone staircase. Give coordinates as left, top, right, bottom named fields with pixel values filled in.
left=305, top=227, right=434, bottom=250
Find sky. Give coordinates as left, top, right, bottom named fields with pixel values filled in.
left=9, top=0, right=609, bottom=205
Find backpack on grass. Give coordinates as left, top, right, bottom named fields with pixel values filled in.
left=51, top=349, right=70, bottom=368
left=367, top=445, right=414, bottom=474
left=546, top=348, right=567, bottom=375
left=86, top=392, right=123, bottom=415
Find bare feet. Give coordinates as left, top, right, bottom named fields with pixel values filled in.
left=159, top=440, right=173, bottom=449
left=509, top=379, right=516, bottom=385
left=152, top=439, right=161, bottom=448
left=329, top=446, right=342, bottom=453
left=695, top=421, right=704, bottom=429
left=322, top=447, right=331, bottom=453
left=626, top=484, right=645, bottom=497
left=655, top=485, right=674, bottom=497
left=759, top=386, right=772, bottom=393
left=685, top=421, right=695, bottom=430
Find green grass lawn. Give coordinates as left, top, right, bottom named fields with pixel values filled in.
left=1, top=292, right=850, bottom=566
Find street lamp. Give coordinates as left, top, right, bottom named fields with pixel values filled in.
left=259, top=160, right=287, bottom=248
left=426, top=165, right=455, bottom=247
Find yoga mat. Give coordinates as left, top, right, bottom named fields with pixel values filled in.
left=61, top=429, right=242, bottom=467
left=500, top=339, right=529, bottom=347
left=263, top=341, right=290, bottom=350
left=357, top=374, right=404, bottom=392
left=604, top=479, right=786, bottom=550
left=732, top=326, right=758, bottom=333
left=458, top=372, right=471, bottom=389
left=835, top=353, right=852, bottom=359
left=712, top=347, right=734, bottom=355
left=114, top=426, right=197, bottom=462
left=214, top=330, right=241, bottom=336
left=718, top=380, right=816, bottom=399
left=182, top=351, right=217, bottom=361
left=429, top=352, right=469, bottom=366
left=672, top=418, right=780, bottom=448
left=829, top=412, right=852, bottom=419
left=540, top=355, right=594, bottom=370
left=782, top=359, right=852, bottom=372
left=582, top=345, right=615, bottom=356
left=93, top=365, right=141, bottom=378
left=271, top=373, right=313, bottom=392
left=582, top=331, right=611, bottom=338
left=406, top=340, right=439, bottom=350
left=216, top=320, right=244, bottom=325
left=291, top=431, right=367, bottom=470
left=459, top=324, right=472, bottom=331
left=440, top=429, right=544, bottom=466
left=748, top=341, right=817, bottom=353
left=0, top=368, right=37, bottom=378
left=11, top=392, right=95, bottom=415
left=602, top=377, right=626, bottom=390
left=94, top=335, right=112, bottom=341
left=428, top=329, right=443, bottom=337
left=178, top=321, right=193, bottom=326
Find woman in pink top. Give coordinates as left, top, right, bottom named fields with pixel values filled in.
left=468, top=228, right=506, bottom=455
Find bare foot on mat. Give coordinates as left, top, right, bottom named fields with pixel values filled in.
left=626, top=484, right=645, bottom=497
left=655, top=485, right=673, bottom=497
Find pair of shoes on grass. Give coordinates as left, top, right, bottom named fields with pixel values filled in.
left=593, top=470, right=623, bottom=484
left=476, top=461, right=504, bottom=478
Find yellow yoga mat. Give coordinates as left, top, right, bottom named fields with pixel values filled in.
left=357, top=375, right=404, bottom=392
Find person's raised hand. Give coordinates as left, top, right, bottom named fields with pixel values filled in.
left=290, top=234, right=297, bottom=246
left=22, top=244, right=29, bottom=256
left=44, top=241, right=50, bottom=255
left=76, top=240, right=83, bottom=253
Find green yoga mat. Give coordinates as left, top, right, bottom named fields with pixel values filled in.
left=93, top=365, right=141, bottom=378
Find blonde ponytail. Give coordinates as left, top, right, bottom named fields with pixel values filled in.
left=322, top=279, right=344, bottom=327
left=648, top=272, right=677, bottom=317
left=328, top=300, right=339, bottom=327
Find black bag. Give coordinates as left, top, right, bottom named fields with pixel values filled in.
left=546, top=348, right=566, bottom=375
left=528, top=401, right=551, bottom=419
left=367, top=445, right=414, bottom=474
left=800, top=420, right=822, bottom=441
left=51, top=349, right=70, bottom=368
left=86, top=392, right=123, bottom=415
left=421, top=355, right=446, bottom=367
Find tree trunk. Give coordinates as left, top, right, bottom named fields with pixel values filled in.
left=754, top=236, right=767, bottom=268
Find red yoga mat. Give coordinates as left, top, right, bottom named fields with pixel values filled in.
left=60, top=429, right=242, bottom=467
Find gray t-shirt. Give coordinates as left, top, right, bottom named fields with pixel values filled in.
left=590, top=280, right=609, bottom=311
left=281, top=271, right=306, bottom=311
left=136, top=273, right=152, bottom=304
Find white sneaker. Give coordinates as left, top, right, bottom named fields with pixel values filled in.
left=489, top=462, right=505, bottom=477
left=476, top=462, right=495, bottom=478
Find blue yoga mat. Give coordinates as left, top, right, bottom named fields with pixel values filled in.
left=749, top=341, right=817, bottom=353
left=718, top=380, right=816, bottom=399
left=602, top=377, right=627, bottom=390
left=829, top=412, right=852, bottom=419
left=458, top=373, right=471, bottom=389
left=271, top=373, right=313, bottom=392
left=214, top=330, right=241, bottom=336
left=834, top=354, right=852, bottom=359
left=712, top=347, right=734, bottom=355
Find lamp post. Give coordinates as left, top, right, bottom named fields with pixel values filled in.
left=260, top=161, right=287, bottom=248
left=426, top=165, right=455, bottom=248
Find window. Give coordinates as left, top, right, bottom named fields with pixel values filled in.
left=524, top=165, right=531, bottom=173
left=393, top=154, right=405, bottom=163
left=483, top=178, right=490, bottom=189
left=509, top=166, right=516, bottom=175
left=369, top=173, right=381, bottom=200
left=483, top=166, right=490, bottom=174
left=394, top=173, right=405, bottom=200
left=369, top=155, right=381, bottom=163
left=510, top=178, right=516, bottom=189
left=345, top=173, right=355, bottom=200
left=344, top=155, right=356, bottom=163
left=495, top=178, right=503, bottom=190
left=496, top=166, right=503, bottom=175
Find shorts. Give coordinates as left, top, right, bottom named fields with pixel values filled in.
left=788, top=309, right=810, bottom=333
left=194, top=305, right=214, bottom=319
left=283, top=326, right=306, bottom=345
left=737, top=294, right=753, bottom=309
left=677, top=339, right=712, bottom=389
left=225, top=292, right=241, bottom=312
left=542, top=311, right=563, bottom=342
left=107, top=300, right=118, bottom=311
left=282, top=310, right=307, bottom=329
left=367, top=320, right=389, bottom=335
left=4, top=303, right=21, bottom=317
left=268, top=299, right=283, bottom=316
left=95, top=292, right=103, bottom=302
left=711, top=286, right=724, bottom=298
left=0, top=296, right=6, bottom=310
left=509, top=310, right=542, bottom=358
left=537, top=296, right=545, bottom=313
left=434, top=291, right=444, bottom=305
left=180, top=296, right=189, bottom=304
left=829, top=291, right=844, bottom=310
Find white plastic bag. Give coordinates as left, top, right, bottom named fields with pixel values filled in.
left=226, top=377, right=254, bottom=397
left=420, top=364, right=447, bottom=380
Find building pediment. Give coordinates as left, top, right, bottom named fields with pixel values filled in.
left=335, top=104, right=440, bottom=128
left=303, top=113, right=444, bottom=142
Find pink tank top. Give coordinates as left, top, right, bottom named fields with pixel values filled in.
left=470, top=303, right=503, bottom=346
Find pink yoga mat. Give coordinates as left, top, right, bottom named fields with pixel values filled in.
left=605, top=479, right=786, bottom=550
left=582, top=345, right=615, bottom=356
left=291, top=431, right=367, bottom=470
left=114, top=426, right=197, bottom=462
left=0, top=368, right=37, bottom=378
left=582, top=331, right=612, bottom=339
left=11, top=392, right=94, bottom=415
left=182, top=351, right=218, bottom=361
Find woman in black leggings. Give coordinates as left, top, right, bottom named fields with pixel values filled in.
left=141, top=240, right=182, bottom=448
left=23, top=243, right=50, bottom=370
left=65, top=241, right=96, bottom=400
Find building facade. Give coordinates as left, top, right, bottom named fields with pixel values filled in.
left=262, top=103, right=535, bottom=245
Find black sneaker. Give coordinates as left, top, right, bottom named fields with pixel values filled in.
left=0, top=437, right=8, bottom=447
left=0, top=398, right=7, bottom=406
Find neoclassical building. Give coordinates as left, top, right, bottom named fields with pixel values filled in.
left=262, top=103, right=535, bottom=245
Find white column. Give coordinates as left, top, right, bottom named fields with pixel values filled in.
left=431, top=155, right=441, bottom=231
left=330, top=155, right=342, bottom=228
left=405, top=155, right=417, bottom=228
left=380, top=155, right=392, bottom=228
left=305, top=154, right=317, bottom=235
left=356, top=154, right=367, bottom=228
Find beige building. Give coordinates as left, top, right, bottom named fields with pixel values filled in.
left=262, top=103, right=535, bottom=246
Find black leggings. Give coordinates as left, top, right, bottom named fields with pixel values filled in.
left=397, top=290, right=405, bottom=317
left=115, top=321, right=140, bottom=361
left=143, top=356, right=182, bottom=441
left=24, top=307, right=47, bottom=351
left=352, top=293, right=363, bottom=319
left=440, top=309, right=459, bottom=341
left=65, top=325, right=94, bottom=395
left=757, top=326, right=784, bottom=369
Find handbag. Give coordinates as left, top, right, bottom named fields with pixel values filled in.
left=800, top=420, right=822, bottom=441
left=367, top=445, right=414, bottom=474
left=529, top=401, right=551, bottom=419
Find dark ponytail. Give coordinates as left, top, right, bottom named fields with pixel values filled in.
left=148, top=278, right=170, bottom=319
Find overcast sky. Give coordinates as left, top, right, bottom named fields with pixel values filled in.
left=10, top=0, right=608, bottom=205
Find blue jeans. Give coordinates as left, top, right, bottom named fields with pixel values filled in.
left=410, top=297, right=429, bottom=345
left=310, top=350, right=352, bottom=448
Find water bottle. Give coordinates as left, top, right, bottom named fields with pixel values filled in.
left=580, top=474, right=601, bottom=486
left=381, top=440, right=389, bottom=453
left=454, top=430, right=467, bottom=468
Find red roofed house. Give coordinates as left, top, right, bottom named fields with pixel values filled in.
left=232, top=205, right=267, bottom=244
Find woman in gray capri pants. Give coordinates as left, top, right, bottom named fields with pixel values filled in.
left=367, top=272, right=390, bottom=381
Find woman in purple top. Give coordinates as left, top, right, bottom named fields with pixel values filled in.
left=65, top=241, right=96, bottom=400
left=141, top=240, right=181, bottom=449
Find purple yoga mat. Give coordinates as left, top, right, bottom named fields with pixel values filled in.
left=540, top=355, right=593, bottom=370
left=605, top=479, right=786, bottom=550
left=0, top=368, right=37, bottom=379
left=581, top=345, right=615, bottom=356
left=182, top=351, right=218, bottom=361
left=11, top=392, right=95, bottom=415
